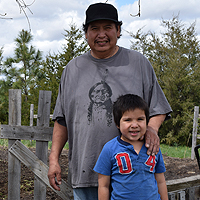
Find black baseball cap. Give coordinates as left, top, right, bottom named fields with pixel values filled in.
left=85, top=3, right=120, bottom=25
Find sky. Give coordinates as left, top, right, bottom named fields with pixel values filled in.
left=0, top=0, right=200, bottom=60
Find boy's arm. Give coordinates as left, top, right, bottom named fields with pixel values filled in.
left=98, top=173, right=110, bottom=200
left=155, top=173, right=168, bottom=200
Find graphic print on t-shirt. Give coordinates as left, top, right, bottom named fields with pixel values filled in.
left=145, top=155, right=156, bottom=172
left=87, top=81, right=113, bottom=126
left=115, top=152, right=133, bottom=174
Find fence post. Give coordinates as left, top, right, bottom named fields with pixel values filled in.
left=30, top=104, right=34, bottom=126
left=168, top=192, right=175, bottom=200
left=34, top=90, right=52, bottom=200
left=188, top=187, right=195, bottom=200
left=178, top=191, right=185, bottom=200
left=8, top=89, right=21, bottom=200
left=191, top=106, right=199, bottom=160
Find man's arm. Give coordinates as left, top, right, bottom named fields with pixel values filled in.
left=145, top=114, right=166, bottom=156
left=48, top=120, right=68, bottom=191
left=98, top=174, right=110, bottom=200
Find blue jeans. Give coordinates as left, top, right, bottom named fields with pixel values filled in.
left=73, top=187, right=98, bottom=200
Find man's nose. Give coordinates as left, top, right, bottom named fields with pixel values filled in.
left=97, top=28, right=106, bottom=37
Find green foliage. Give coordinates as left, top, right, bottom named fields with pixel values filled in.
left=0, top=47, right=9, bottom=124
left=1, top=30, right=43, bottom=125
left=0, top=24, right=88, bottom=126
left=32, top=23, right=89, bottom=118
left=160, top=144, right=191, bottom=158
left=0, top=47, right=3, bottom=66
left=130, top=15, right=200, bottom=146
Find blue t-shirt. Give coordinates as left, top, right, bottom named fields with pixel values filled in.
left=93, top=136, right=166, bottom=200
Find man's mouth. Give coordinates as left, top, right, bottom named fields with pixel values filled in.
left=96, top=40, right=108, bottom=45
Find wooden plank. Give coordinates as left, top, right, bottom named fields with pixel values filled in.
left=191, top=106, right=199, bottom=160
left=178, top=191, right=185, bottom=200
left=34, top=90, right=52, bottom=200
left=168, top=192, right=175, bottom=200
left=8, top=89, right=21, bottom=200
left=0, top=124, right=53, bottom=141
left=9, top=140, right=73, bottom=200
left=34, top=114, right=53, bottom=119
left=188, top=187, right=195, bottom=200
left=30, top=104, right=34, bottom=126
left=166, top=175, right=200, bottom=192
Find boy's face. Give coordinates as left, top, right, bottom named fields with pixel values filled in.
left=117, top=108, right=147, bottom=144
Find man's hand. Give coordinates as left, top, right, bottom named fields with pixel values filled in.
left=48, top=120, right=68, bottom=191
left=48, top=162, right=62, bottom=191
left=142, top=114, right=166, bottom=156
left=145, top=126, right=160, bottom=156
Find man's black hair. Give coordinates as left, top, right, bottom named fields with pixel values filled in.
left=82, top=21, right=123, bottom=38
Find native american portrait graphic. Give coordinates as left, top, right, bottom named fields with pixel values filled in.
left=87, top=81, right=113, bottom=126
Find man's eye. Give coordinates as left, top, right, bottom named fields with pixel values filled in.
left=105, top=26, right=112, bottom=30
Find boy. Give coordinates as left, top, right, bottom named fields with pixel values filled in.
left=93, top=94, right=168, bottom=200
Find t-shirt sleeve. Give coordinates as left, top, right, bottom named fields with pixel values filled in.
left=52, top=68, right=67, bottom=122
left=93, top=144, right=112, bottom=176
left=149, top=75, right=172, bottom=120
left=155, top=149, right=166, bottom=173
left=139, top=53, right=172, bottom=120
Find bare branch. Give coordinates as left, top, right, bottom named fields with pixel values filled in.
left=130, top=0, right=141, bottom=17
left=0, top=12, right=13, bottom=20
left=15, top=0, right=36, bottom=31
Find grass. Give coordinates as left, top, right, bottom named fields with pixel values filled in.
left=160, top=144, right=192, bottom=158
left=0, top=138, right=193, bottom=158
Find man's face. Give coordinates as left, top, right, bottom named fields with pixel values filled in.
left=85, top=20, right=120, bottom=59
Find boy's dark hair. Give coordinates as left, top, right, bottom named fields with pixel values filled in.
left=113, top=94, right=149, bottom=127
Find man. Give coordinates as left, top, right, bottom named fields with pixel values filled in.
left=48, top=3, right=172, bottom=200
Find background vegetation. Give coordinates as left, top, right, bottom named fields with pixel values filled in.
left=0, top=16, right=200, bottom=147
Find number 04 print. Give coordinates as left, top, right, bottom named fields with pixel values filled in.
left=145, top=155, right=156, bottom=172
left=115, top=152, right=133, bottom=174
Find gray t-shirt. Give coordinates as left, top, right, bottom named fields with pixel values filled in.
left=52, top=47, right=172, bottom=188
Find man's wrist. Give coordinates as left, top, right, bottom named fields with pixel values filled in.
left=147, top=125, right=158, bottom=134
left=49, top=153, right=59, bottom=164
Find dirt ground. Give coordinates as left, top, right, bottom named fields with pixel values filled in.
left=0, top=146, right=200, bottom=200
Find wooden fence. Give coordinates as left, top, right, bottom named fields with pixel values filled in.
left=0, top=89, right=73, bottom=200
left=1, top=89, right=200, bottom=199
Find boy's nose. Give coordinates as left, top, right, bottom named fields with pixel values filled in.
left=130, top=122, right=138, bottom=127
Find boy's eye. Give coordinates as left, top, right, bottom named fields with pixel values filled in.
left=138, top=117, right=145, bottom=121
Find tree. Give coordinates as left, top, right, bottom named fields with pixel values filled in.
left=1, top=29, right=43, bottom=125
left=129, top=15, right=200, bottom=146
left=32, top=23, right=89, bottom=117
left=0, top=47, right=9, bottom=124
